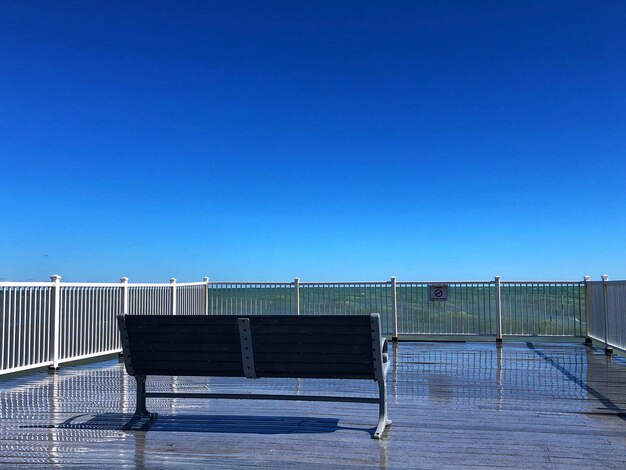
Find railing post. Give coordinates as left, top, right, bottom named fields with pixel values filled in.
left=49, top=274, right=61, bottom=371
left=495, top=275, right=502, bottom=343
left=584, top=275, right=592, bottom=346
left=120, top=277, right=129, bottom=314
left=294, top=277, right=300, bottom=315
left=203, top=277, right=209, bottom=315
left=601, top=274, right=612, bottom=356
left=391, top=276, right=398, bottom=341
left=118, top=277, right=130, bottom=359
left=170, top=278, right=177, bottom=316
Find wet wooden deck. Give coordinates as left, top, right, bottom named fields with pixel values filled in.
left=1, top=342, right=626, bottom=469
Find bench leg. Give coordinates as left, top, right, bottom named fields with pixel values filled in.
left=373, top=379, right=392, bottom=439
left=133, top=375, right=157, bottom=420
left=123, top=376, right=157, bottom=430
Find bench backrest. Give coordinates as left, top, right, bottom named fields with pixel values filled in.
left=118, top=314, right=385, bottom=380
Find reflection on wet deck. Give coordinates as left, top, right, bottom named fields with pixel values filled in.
left=1, top=342, right=626, bottom=468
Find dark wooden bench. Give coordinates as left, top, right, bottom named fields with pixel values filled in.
left=117, top=313, right=392, bottom=438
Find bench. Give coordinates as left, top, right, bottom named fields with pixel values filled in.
left=117, top=313, right=392, bottom=438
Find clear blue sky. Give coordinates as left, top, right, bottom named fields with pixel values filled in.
left=0, top=1, right=624, bottom=282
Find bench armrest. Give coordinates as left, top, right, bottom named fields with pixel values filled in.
left=381, top=337, right=390, bottom=377
left=117, top=314, right=135, bottom=376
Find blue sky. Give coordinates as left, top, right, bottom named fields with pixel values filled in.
left=0, top=1, right=624, bottom=282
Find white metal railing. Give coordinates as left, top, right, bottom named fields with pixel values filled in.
left=0, top=283, right=53, bottom=374
left=0, top=276, right=207, bottom=376
left=396, top=281, right=495, bottom=336
left=128, top=284, right=172, bottom=316
left=500, top=281, right=585, bottom=337
left=0, top=274, right=596, bottom=377
left=587, top=275, right=626, bottom=354
left=177, top=278, right=208, bottom=315
left=205, top=277, right=586, bottom=339
left=59, top=284, right=122, bottom=365
left=208, top=282, right=295, bottom=316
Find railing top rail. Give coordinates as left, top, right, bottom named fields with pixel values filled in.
left=169, top=282, right=207, bottom=287
left=58, top=282, right=126, bottom=288
left=500, top=280, right=584, bottom=285
left=0, top=281, right=208, bottom=288
left=0, top=282, right=52, bottom=287
left=0, top=279, right=589, bottom=287
left=128, top=282, right=202, bottom=287
left=588, top=279, right=626, bottom=285
left=397, top=280, right=494, bottom=285
left=300, top=281, right=389, bottom=286
left=209, top=282, right=293, bottom=286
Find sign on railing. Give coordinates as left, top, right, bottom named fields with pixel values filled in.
left=429, top=284, right=449, bottom=302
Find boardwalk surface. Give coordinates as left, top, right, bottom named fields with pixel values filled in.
left=1, top=342, right=626, bottom=469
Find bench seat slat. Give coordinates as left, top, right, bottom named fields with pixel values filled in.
left=127, top=325, right=240, bottom=335
left=253, top=352, right=372, bottom=364
left=127, top=335, right=371, bottom=347
left=131, top=360, right=243, bottom=374
left=255, top=362, right=375, bottom=373
left=130, top=342, right=372, bottom=355
left=129, top=351, right=373, bottom=365
left=125, top=333, right=372, bottom=346
left=124, top=316, right=239, bottom=325
left=126, top=342, right=243, bottom=353
left=124, top=315, right=372, bottom=326
left=254, top=334, right=373, bottom=345
left=130, top=351, right=243, bottom=363
left=250, top=315, right=373, bottom=325
left=132, top=338, right=376, bottom=347
left=249, top=326, right=372, bottom=335
left=128, top=333, right=239, bottom=345
left=253, top=343, right=371, bottom=354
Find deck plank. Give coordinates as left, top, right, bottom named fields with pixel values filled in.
left=1, top=342, right=626, bottom=468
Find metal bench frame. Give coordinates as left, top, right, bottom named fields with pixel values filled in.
left=117, top=314, right=391, bottom=439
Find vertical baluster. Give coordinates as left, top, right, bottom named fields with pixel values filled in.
left=98, top=287, right=103, bottom=353
left=294, top=278, right=300, bottom=316
left=10, top=288, right=16, bottom=369
left=80, top=287, right=85, bottom=357
left=602, top=275, right=612, bottom=355
left=95, top=287, right=101, bottom=354
left=75, top=288, right=80, bottom=357
left=170, top=278, right=177, bottom=316
left=16, top=287, right=23, bottom=367
left=391, top=277, right=398, bottom=341
left=87, top=287, right=92, bottom=355
left=495, top=276, right=502, bottom=343
left=29, top=288, right=35, bottom=366
left=1, top=288, right=6, bottom=370
left=584, top=276, right=591, bottom=345
left=32, top=288, right=38, bottom=365
left=203, top=278, right=209, bottom=316
left=49, top=275, right=61, bottom=370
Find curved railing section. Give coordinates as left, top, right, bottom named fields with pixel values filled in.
left=587, top=277, right=626, bottom=353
